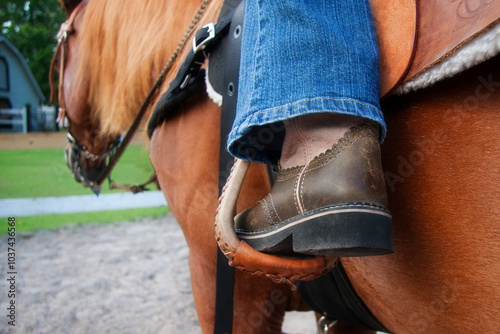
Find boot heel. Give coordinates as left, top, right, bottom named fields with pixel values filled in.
left=292, top=204, right=393, bottom=257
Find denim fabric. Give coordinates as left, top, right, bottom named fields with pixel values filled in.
left=227, top=0, right=386, bottom=165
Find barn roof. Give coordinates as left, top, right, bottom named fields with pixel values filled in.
left=0, top=35, right=45, bottom=102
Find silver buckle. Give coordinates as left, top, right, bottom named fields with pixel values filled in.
left=192, top=23, right=215, bottom=53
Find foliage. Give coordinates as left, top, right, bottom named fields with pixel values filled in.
left=0, top=0, right=66, bottom=102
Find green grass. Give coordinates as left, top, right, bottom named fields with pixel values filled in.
left=1, top=207, right=168, bottom=235
left=0, top=146, right=169, bottom=233
left=0, top=145, right=155, bottom=198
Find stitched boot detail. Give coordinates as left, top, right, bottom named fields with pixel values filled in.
left=234, top=124, right=392, bottom=257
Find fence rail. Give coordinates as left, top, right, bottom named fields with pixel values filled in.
left=0, top=108, right=27, bottom=133
left=0, top=106, right=57, bottom=133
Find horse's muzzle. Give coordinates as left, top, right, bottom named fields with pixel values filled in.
left=64, top=143, right=105, bottom=193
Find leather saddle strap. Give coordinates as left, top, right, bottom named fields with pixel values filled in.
left=369, top=0, right=417, bottom=98
left=147, top=4, right=236, bottom=138
left=215, top=1, right=244, bottom=333
left=299, top=261, right=389, bottom=332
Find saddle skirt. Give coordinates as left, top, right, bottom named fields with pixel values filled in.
left=374, top=0, right=500, bottom=97
left=205, top=0, right=500, bottom=100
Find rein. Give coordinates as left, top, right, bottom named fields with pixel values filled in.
left=92, top=0, right=213, bottom=191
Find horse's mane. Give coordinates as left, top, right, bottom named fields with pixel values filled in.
left=77, top=0, right=203, bottom=136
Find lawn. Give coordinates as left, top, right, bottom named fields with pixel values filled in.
left=0, top=145, right=168, bottom=233
left=3, top=207, right=167, bottom=235
left=0, top=145, right=156, bottom=198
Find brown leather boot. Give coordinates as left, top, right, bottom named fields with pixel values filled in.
left=234, top=123, right=393, bottom=257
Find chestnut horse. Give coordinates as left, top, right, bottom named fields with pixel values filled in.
left=54, top=0, right=500, bottom=333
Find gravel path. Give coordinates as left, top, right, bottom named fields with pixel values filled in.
left=0, top=214, right=316, bottom=334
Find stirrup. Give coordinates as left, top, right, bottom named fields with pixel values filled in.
left=214, top=158, right=338, bottom=287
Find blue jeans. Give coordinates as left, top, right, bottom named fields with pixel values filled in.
left=227, top=0, right=385, bottom=165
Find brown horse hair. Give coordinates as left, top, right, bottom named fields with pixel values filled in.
left=74, top=0, right=209, bottom=138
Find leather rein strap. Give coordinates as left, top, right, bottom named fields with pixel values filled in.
left=50, top=0, right=212, bottom=192
left=94, top=0, right=212, bottom=189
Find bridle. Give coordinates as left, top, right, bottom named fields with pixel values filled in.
left=65, top=132, right=122, bottom=190
left=49, top=2, right=128, bottom=186
left=66, top=132, right=122, bottom=162
left=49, top=2, right=124, bottom=191
left=49, top=0, right=211, bottom=193
left=49, top=1, right=83, bottom=123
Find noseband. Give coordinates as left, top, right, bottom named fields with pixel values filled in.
left=65, top=132, right=122, bottom=190
left=66, top=132, right=122, bottom=162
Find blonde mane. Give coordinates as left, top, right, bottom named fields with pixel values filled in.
left=76, top=0, right=205, bottom=136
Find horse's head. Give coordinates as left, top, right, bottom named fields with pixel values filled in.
left=51, top=0, right=121, bottom=193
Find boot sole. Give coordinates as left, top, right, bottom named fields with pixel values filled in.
left=235, top=203, right=393, bottom=257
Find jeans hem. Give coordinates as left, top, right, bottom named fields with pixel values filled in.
left=227, top=96, right=386, bottom=165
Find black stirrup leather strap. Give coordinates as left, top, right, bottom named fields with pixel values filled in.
left=299, top=261, right=390, bottom=333
left=214, top=2, right=245, bottom=334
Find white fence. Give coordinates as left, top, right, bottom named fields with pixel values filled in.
left=36, top=105, right=57, bottom=130
left=0, top=191, right=168, bottom=218
left=0, top=105, right=57, bottom=132
left=0, top=108, right=27, bottom=132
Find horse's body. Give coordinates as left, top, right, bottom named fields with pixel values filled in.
left=57, top=0, right=500, bottom=332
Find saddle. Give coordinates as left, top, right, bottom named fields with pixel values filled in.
left=147, top=1, right=500, bottom=333
left=149, top=0, right=500, bottom=135
left=371, top=0, right=500, bottom=97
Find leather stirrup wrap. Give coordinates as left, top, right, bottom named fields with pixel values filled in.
left=214, top=159, right=339, bottom=288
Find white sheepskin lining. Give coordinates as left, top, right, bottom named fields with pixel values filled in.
left=396, top=22, right=500, bottom=94
left=205, top=63, right=223, bottom=107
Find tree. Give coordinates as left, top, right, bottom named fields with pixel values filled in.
left=1, top=0, right=66, bottom=102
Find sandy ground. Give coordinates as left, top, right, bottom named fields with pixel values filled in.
left=0, top=214, right=317, bottom=334
left=0, top=132, right=68, bottom=150
left=0, top=133, right=317, bottom=333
